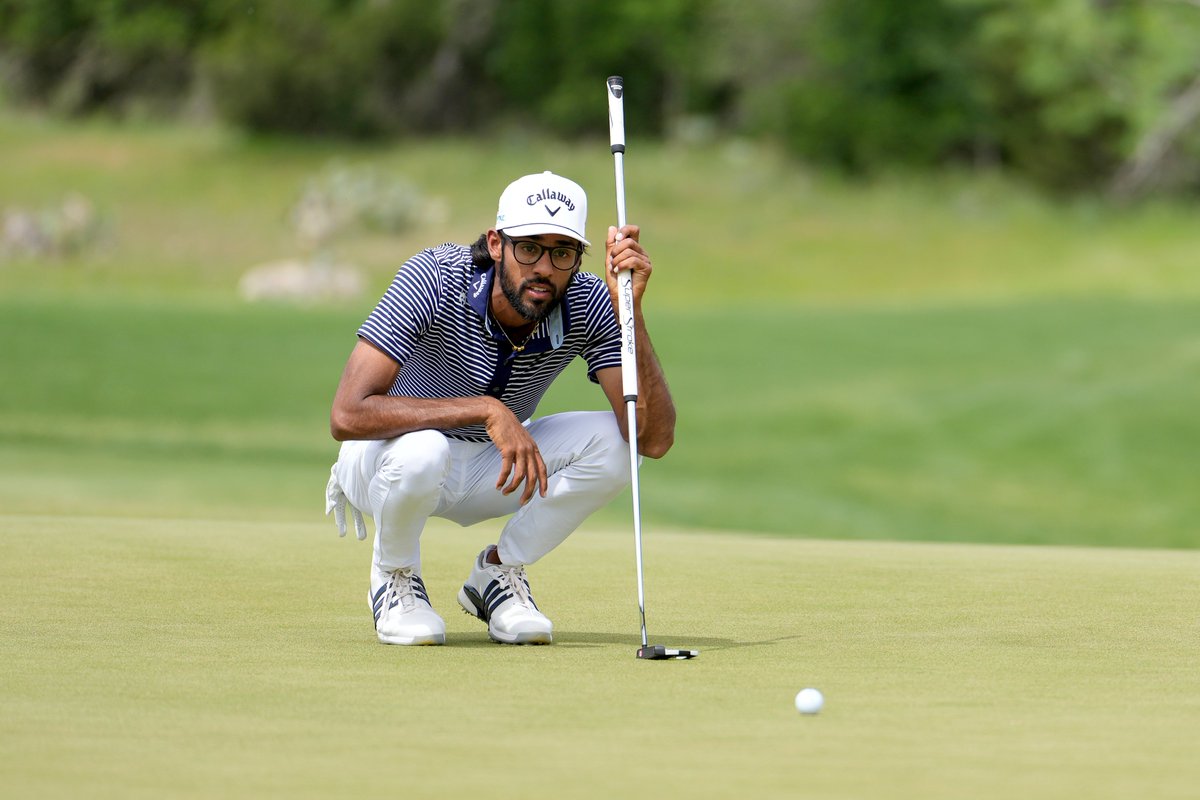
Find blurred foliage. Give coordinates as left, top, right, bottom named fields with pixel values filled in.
left=0, top=0, right=225, bottom=115
left=776, top=0, right=986, bottom=173
left=2, top=0, right=1200, bottom=196
left=200, top=0, right=447, bottom=136
left=485, top=0, right=708, bottom=137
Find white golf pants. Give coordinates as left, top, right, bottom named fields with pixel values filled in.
left=330, top=411, right=632, bottom=572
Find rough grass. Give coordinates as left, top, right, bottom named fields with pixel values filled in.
left=3, top=113, right=1200, bottom=307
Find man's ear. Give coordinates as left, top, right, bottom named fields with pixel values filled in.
left=487, top=230, right=504, bottom=261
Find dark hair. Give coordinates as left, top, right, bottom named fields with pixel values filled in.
left=470, top=232, right=493, bottom=270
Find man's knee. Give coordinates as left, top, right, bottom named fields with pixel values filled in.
left=375, top=430, right=452, bottom=497
left=582, top=413, right=634, bottom=487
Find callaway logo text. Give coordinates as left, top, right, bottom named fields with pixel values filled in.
left=525, top=189, right=576, bottom=212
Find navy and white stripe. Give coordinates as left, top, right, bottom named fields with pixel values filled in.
left=358, top=243, right=622, bottom=441
left=481, top=574, right=538, bottom=618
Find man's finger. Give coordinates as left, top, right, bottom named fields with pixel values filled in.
left=503, top=453, right=528, bottom=496
left=520, top=471, right=536, bottom=504
left=496, top=453, right=514, bottom=490
left=517, top=452, right=538, bottom=501
left=520, top=452, right=543, bottom=504
left=505, top=467, right=523, bottom=496
left=536, top=454, right=548, bottom=498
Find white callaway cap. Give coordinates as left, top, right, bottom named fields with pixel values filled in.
left=496, top=171, right=589, bottom=246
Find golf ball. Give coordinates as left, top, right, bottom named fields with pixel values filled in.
left=794, top=688, right=823, bottom=714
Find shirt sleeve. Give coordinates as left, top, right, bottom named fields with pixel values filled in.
left=357, top=250, right=443, bottom=365
left=578, top=275, right=624, bottom=383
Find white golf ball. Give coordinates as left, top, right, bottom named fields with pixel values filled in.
left=794, top=688, right=824, bottom=714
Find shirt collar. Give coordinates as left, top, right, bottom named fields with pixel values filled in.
left=466, top=268, right=493, bottom=319
left=466, top=266, right=570, bottom=352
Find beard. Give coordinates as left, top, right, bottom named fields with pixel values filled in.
left=497, top=251, right=568, bottom=322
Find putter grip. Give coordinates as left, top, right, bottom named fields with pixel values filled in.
left=608, top=76, right=625, bottom=154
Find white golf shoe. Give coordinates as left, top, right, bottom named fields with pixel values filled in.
left=371, top=568, right=445, bottom=646
left=457, top=546, right=553, bottom=645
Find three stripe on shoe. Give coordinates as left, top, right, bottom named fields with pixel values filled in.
left=371, top=568, right=445, bottom=646
left=457, top=547, right=553, bottom=644
left=481, top=575, right=538, bottom=618
left=372, top=571, right=431, bottom=623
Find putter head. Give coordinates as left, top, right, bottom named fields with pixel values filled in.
left=637, top=645, right=699, bottom=660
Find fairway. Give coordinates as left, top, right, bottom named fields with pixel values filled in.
left=2, top=515, right=1197, bottom=799
left=3, top=294, right=1198, bottom=549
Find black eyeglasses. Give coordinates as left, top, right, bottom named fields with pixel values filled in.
left=502, top=233, right=583, bottom=271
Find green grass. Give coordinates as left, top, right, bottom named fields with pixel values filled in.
left=3, top=114, right=1200, bottom=799
left=2, top=293, right=1196, bottom=546
left=2, top=515, right=1198, bottom=799
left=3, top=112, right=1200, bottom=307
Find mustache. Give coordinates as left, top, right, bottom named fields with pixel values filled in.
left=522, top=278, right=555, bottom=292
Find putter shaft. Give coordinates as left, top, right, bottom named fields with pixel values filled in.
left=610, top=75, right=695, bottom=661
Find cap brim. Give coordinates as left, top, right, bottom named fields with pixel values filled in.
left=499, top=222, right=589, bottom=247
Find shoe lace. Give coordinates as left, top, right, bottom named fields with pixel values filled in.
left=386, top=568, right=423, bottom=611
left=495, top=564, right=535, bottom=608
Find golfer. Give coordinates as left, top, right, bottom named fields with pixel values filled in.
left=325, top=171, right=675, bottom=646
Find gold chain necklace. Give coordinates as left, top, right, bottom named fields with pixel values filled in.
left=492, top=304, right=536, bottom=353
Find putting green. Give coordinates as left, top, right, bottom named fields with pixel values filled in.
left=2, top=514, right=1196, bottom=799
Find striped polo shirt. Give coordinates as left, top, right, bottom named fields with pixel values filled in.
left=358, top=243, right=623, bottom=442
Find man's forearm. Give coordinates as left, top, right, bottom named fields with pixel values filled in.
left=630, top=309, right=676, bottom=458
left=331, top=394, right=503, bottom=441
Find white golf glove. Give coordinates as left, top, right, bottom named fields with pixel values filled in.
left=325, top=468, right=367, bottom=541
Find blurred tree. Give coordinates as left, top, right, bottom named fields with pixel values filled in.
left=962, top=0, right=1138, bottom=190
left=484, top=0, right=705, bottom=137
left=1109, top=0, right=1200, bottom=199
left=201, top=0, right=429, bottom=137
left=693, top=0, right=816, bottom=134
left=752, top=0, right=1200, bottom=194
left=0, top=0, right=92, bottom=105
left=3, top=0, right=1200, bottom=196
left=962, top=0, right=1200, bottom=194
left=393, top=0, right=500, bottom=131
left=771, top=0, right=988, bottom=172
left=0, top=0, right=227, bottom=115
